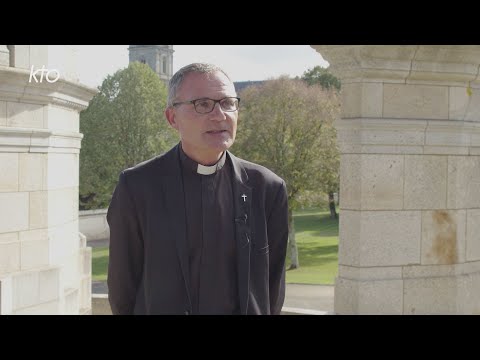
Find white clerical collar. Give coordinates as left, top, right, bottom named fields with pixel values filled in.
left=196, top=151, right=226, bottom=175
left=179, top=144, right=227, bottom=176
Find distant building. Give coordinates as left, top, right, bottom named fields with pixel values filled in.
left=128, top=46, right=265, bottom=93
left=128, top=45, right=174, bottom=85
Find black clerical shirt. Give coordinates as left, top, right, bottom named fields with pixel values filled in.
left=179, top=145, right=239, bottom=314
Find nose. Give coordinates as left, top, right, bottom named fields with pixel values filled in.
left=209, top=102, right=227, bottom=121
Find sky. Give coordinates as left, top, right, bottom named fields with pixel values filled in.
left=75, top=45, right=329, bottom=89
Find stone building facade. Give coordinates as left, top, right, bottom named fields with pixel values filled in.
left=0, top=45, right=96, bottom=314
left=128, top=45, right=174, bottom=84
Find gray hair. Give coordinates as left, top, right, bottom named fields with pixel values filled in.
left=167, top=63, right=233, bottom=107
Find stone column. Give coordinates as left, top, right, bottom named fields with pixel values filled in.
left=311, top=45, right=480, bottom=314
left=0, top=45, right=96, bottom=314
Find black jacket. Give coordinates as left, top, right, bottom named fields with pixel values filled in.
left=107, top=144, right=289, bottom=315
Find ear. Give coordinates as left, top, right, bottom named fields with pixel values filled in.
left=165, top=106, right=179, bottom=130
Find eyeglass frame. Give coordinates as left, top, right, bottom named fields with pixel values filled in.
left=171, top=97, right=241, bottom=114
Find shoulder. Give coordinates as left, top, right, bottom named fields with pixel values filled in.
left=229, top=153, right=285, bottom=188
left=229, top=154, right=288, bottom=211
left=120, top=145, right=178, bottom=183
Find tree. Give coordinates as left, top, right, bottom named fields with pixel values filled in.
left=301, top=65, right=341, bottom=91
left=231, top=77, right=340, bottom=269
left=80, top=62, right=178, bottom=209
left=301, top=66, right=341, bottom=219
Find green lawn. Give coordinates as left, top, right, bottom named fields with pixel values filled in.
left=92, top=208, right=339, bottom=284
left=285, top=209, right=339, bottom=285
left=92, top=247, right=109, bottom=281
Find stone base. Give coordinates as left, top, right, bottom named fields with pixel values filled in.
left=335, top=267, right=480, bottom=314
left=0, top=244, right=92, bottom=315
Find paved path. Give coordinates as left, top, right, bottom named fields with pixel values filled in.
left=88, top=238, right=109, bottom=248
left=284, top=283, right=334, bottom=313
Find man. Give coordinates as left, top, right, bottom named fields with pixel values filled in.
left=107, top=63, right=288, bottom=315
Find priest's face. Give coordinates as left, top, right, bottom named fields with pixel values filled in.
left=166, top=71, right=238, bottom=165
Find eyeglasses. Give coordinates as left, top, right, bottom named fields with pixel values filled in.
left=172, top=97, right=240, bottom=114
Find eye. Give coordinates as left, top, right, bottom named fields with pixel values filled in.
left=195, top=99, right=213, bottom=111
left=221, top=98, right=237, bottom=110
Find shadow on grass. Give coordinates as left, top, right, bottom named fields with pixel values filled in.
left=296, top=244, right=338, bottom=267
left=286, top=243, right=338, bottom=268
left=294, top=213, right=339, bottom=237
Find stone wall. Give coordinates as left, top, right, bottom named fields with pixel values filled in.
left=0, top=45, right=96, bottom=314
left=79, top=209, right=109, bottom=242
left=312, top=45, right=480, bottom=314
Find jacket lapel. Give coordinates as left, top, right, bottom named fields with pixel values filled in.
left=227, top=152, right=252, bottom=315
left=162, top=144, right=192, bottom=310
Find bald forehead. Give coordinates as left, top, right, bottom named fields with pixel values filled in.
left=177, top=71, right=236, bottom=99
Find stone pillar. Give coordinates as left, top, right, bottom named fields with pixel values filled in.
left=0, top=45, right=96, bottom=314
left=311, top=45, right=480, bottom=314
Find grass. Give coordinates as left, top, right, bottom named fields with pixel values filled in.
left=92, top=207, right=339, bottom=284
left=92, top=247, right=109, bottom=281
left=285, top=209, right=339, bottom=285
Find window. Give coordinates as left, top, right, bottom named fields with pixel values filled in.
left=7, top=45, right=15, bottom=67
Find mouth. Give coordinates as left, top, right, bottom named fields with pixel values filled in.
left=206, top=130, right=228, bottom=134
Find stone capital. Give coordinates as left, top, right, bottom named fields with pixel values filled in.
left=311, top=45, right=480, bottom=85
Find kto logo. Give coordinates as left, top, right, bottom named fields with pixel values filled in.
left=29, top=65, right=60, bottom=83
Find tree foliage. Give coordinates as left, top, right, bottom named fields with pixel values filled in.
left=79, top=62, right=178, bottom=209
left=301, top=65, right=341, bottom=91
left=231, top=77, right=340, bottom=268
left=301, top=66, right=341, bottom=218
left=233, top=76, right=340, bottom=211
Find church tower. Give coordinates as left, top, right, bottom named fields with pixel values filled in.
left=128, top=45, right=174, bottom=84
